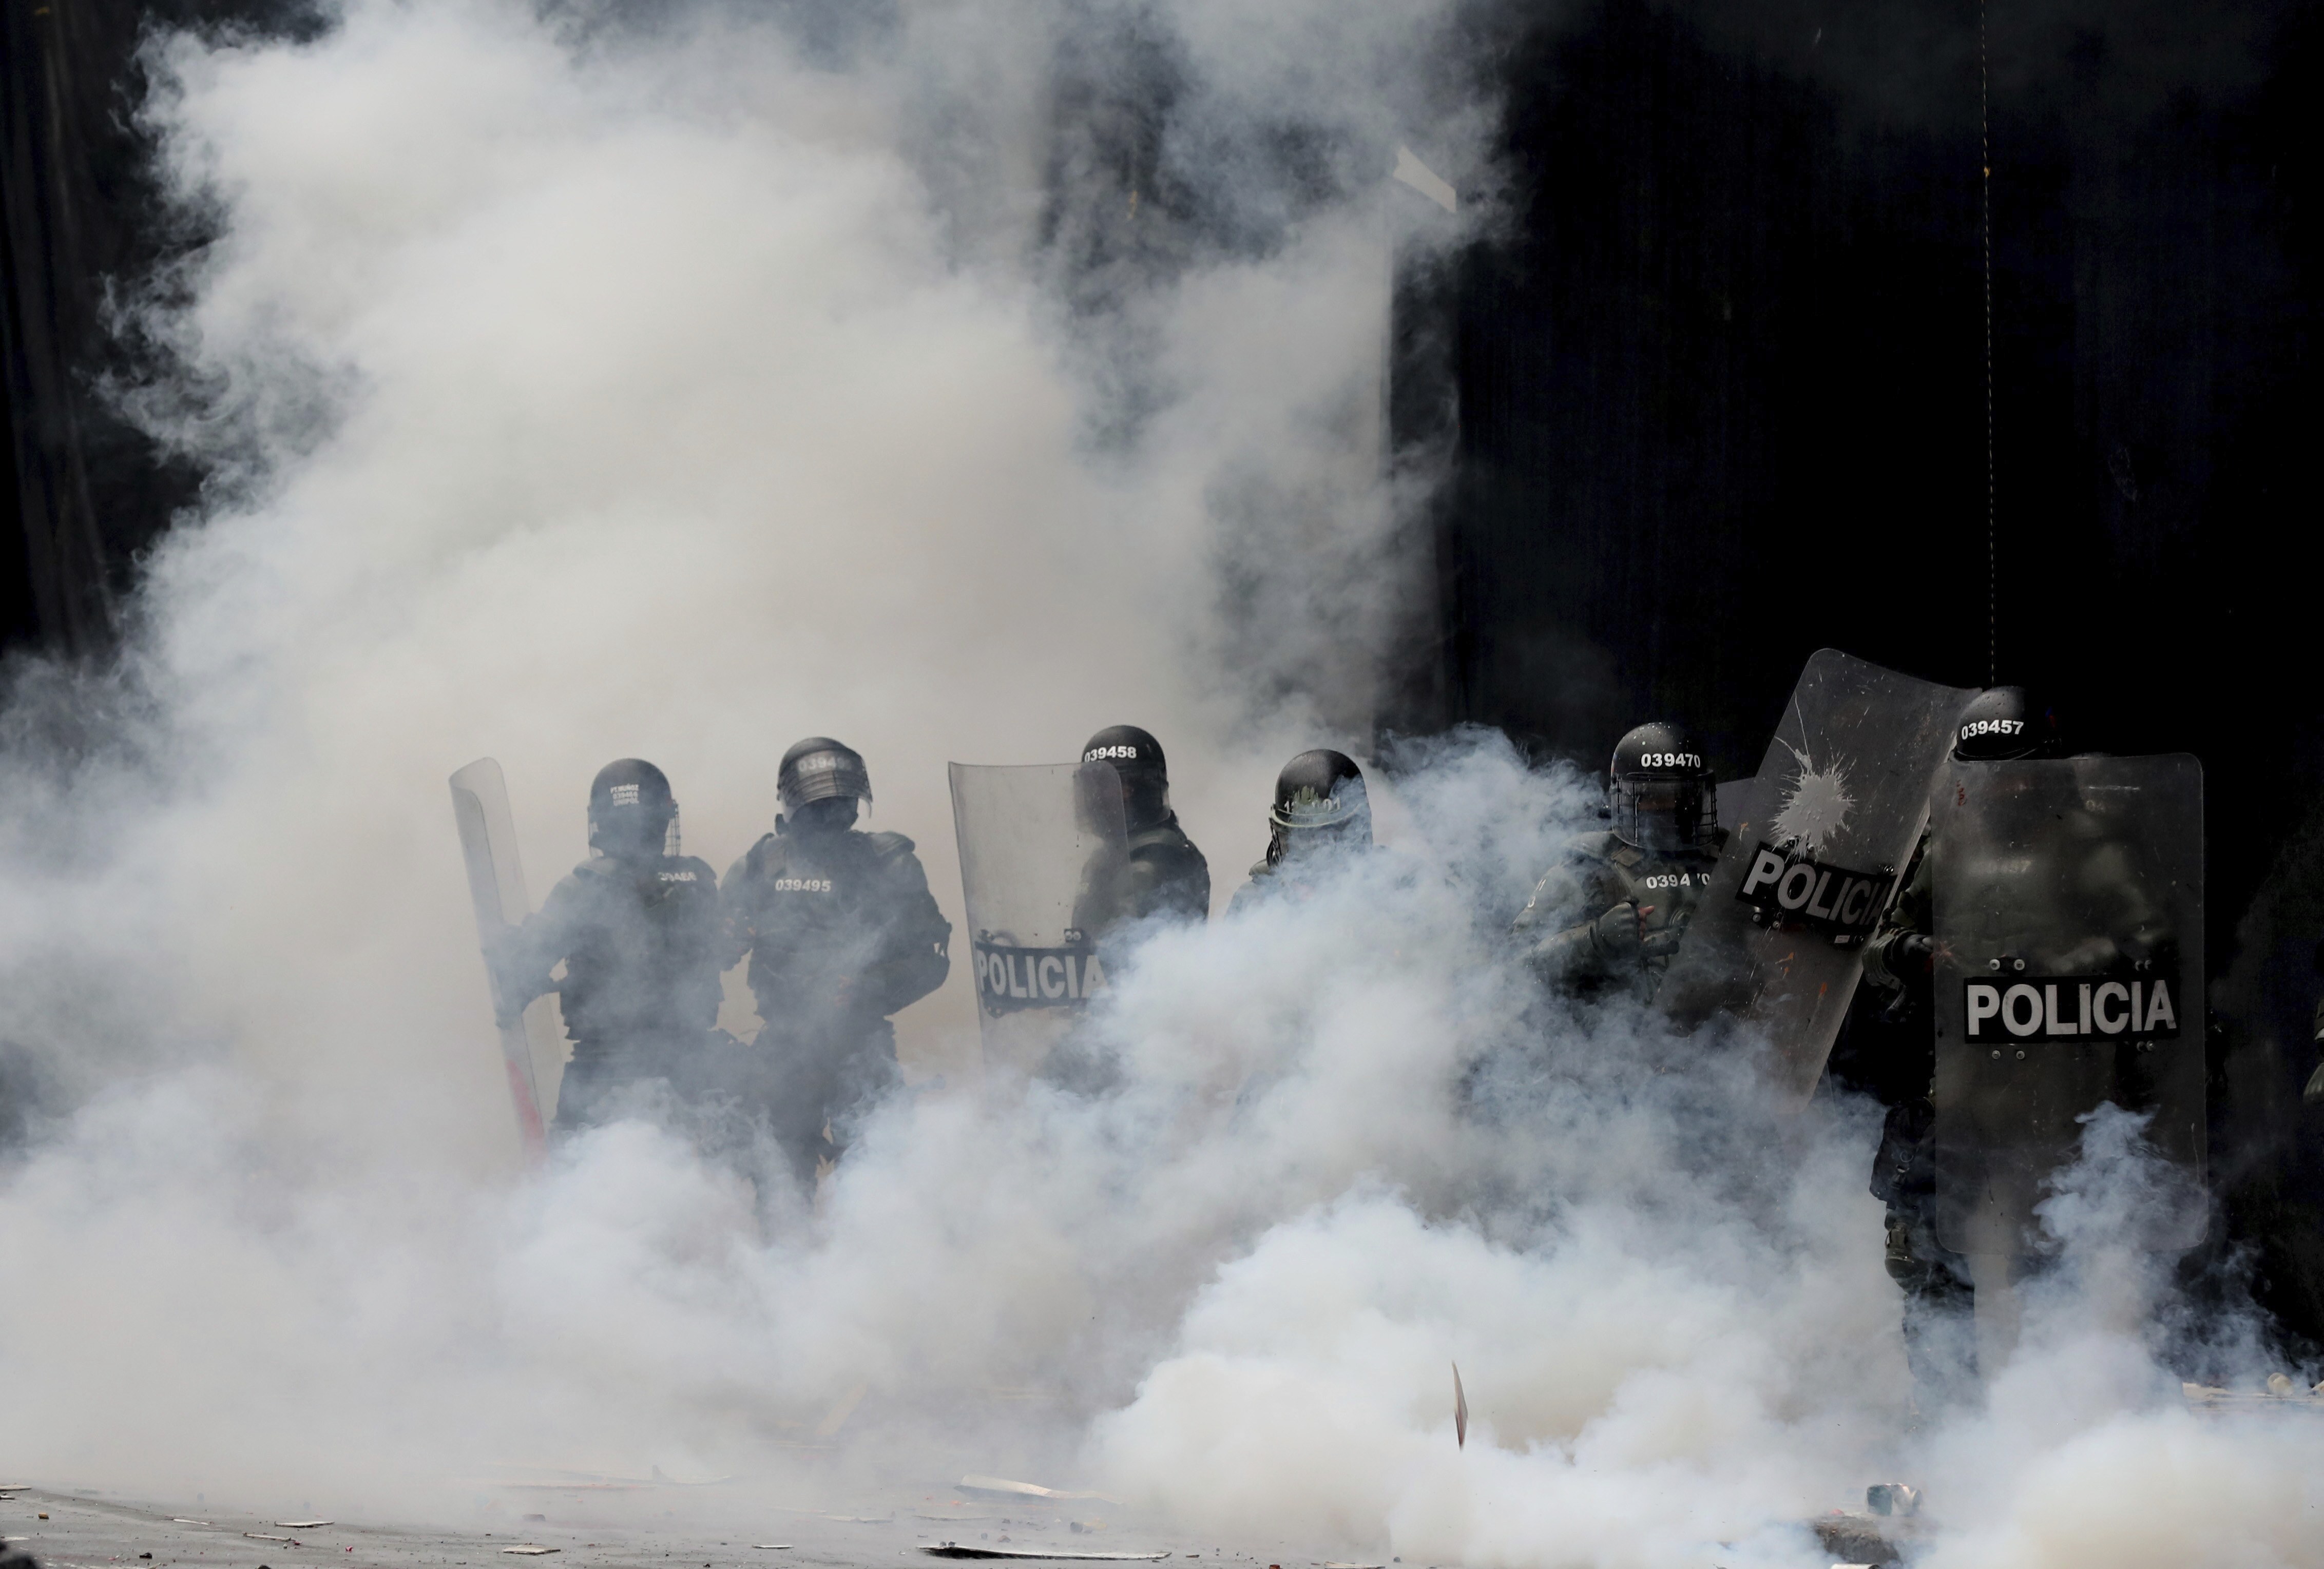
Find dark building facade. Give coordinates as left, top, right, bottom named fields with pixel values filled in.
left=1401, top=0, right=2324, bottom=1345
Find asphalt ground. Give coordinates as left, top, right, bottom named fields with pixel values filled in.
left=0, top=1487, right=1371, bottom=1569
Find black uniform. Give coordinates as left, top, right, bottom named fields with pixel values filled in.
left=497, top=760, right=726, bottom=1132
left=1511, top=827, right=1724, bottom=998
left=1853, top=843, right=1977, bottom=1406
left=1513, top=722, right=1720, bottom=1000
left=1080, top=726, right=1209, bottom=927
left=1855, top=686, right=2059, bottom=1412
left=725, top=738, right=950, bottom=1180
left=1227, top=749, right=1372, bottom=916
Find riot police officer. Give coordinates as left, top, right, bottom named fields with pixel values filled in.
left=1864, top=687, right=2061, bottom=991
left=1080, top=724, right=1210, bottom=925
left=1227, top=749, right=1373, bottom=914
left=1856, top=685, right=2061, bottom=1411
left=723, top=737, right=951, bottom=1183
left=1511, top=722, right=1723, bottom=998
left=493, top=759, right=727, bottom=1133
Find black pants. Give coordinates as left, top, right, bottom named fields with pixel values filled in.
left=751, top=1016, right=903, bottom=1188
left=1873, top=1097, right=1979, bottom=1414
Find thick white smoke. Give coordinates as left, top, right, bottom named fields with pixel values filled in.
left=2, top=3, right=2317, bottom=1566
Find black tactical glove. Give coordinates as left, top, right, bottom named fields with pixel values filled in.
left=1638, top=915, right=1685, bottom=962
left=1592, top=902, right=1645, bottom=967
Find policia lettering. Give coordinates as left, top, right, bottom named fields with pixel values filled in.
left=1963, top=971, right=2180, bottom=1043
left=972, top=934, right=1108, bottom=1015
left=1736, top=843, right=1895, bottom=940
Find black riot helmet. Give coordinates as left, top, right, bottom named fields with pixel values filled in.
left=1608, top=722, right=1716, bottom=854
left=1083, top=724, right=1170, bottom=831
left=588, top=758, right=678, bottom=860
left=778, top=737, right=873, bottom=815
left=1952, top=686, right=2061, bottom=761
left=1265, top=748, right=1372, bottom=865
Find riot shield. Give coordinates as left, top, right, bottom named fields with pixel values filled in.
left=1932, top=754, right=2205, bottom=1254
left=1658, top=649, right=1977, bottom=1103
left=448, top=758, right=558, bottom=1160
left=948, top=762, right=1130, bottom=1079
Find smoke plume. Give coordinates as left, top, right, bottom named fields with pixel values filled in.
left=2, top=4, right=2317, bottom=1568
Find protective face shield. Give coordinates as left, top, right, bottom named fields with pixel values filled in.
left=1083, top=724, right=1170, bottom=831
left=1952, top=686, right=2061, bottom=761
left=1608, top=722, right=1716, bottom=853
left=778, top=737, right=873, bottom=817
left=1266, top=749, right=1372, bottom=865
left=587, top=758, right=679, bottom=860
left=786, top=795, right=860, bottom=837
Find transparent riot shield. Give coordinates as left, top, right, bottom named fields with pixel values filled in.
left=949, top=762, right=1131, bottom=1079
left=1658, top=649, right=1977, bottom=1103
left=1932, top=754, right=2205, bottom=1255
left=448, top=758, right=558, bottom=1159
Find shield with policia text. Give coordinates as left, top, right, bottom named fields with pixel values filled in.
left=1932, top=753, right=2205, bottom=1255
left=949, top=761, right=1130, bottom=1078
left=1657, top=649, right=1977, bottom=1104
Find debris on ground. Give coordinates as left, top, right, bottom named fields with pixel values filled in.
left=1864, top=1484, right=1919, bottom=1519
left=277, top=1522, right=334, bottom=1530
left=501, top=1547, right=561, bottom=1556
left=920, top=1547, right=1167, bottom=1562
left=955, top=1478, right=1113, bottom=1505
left=1810, top=1513, right=1904, bottom=1566
left=2183, top=1379, right=2324, bottom=1412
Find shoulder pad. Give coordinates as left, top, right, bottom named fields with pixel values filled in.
left=862, top=830, right=917, bottom=858
left=742, top=833, right=786, bottom=873
left=1245, top=859, right=1274, bottom=880
left=1559, top=829, right=1621, bottom=861
left=1128, top=823, right=1195, bottom=855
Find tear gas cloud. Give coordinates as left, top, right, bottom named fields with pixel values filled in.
left=3, top=3, right=2321, bottom=1566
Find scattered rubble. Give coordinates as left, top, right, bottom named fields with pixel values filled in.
left=921, top=1547, right=1166, bottom=1562
left=956, top=1478, right=1112, bottom=1505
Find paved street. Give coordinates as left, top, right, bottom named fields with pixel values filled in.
left=2, top=1485, right=1344, bottom=1569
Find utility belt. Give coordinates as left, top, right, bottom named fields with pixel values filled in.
left=565, top=1026, right=720, bottom=1070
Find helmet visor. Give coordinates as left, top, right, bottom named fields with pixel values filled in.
left=1612, top=779, right=1712, bottom=852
